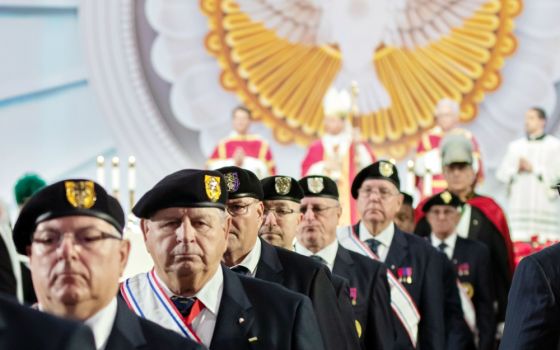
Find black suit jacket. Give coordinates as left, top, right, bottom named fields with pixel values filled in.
left=0, top=293, right=95, bottom=350
left=211, top=266, right=324, bottom=350
left=452, top=237, right=496, bottom=350
left=354, top=224, right=445, bottom=350
left=330, top=273, right=362, bottom=349
left=500, top=243, right=560, bottom=350
left=256, top=239, right=354, bottom=350
left=108, top=298, right=205, bottom=350
left=333, top=244, right=395, bottom=350
left=416, top=205, right=511, bottom=322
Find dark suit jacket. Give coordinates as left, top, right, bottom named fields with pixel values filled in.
left=108, top=298, right=205, bottom=350
left=416, top=206, right=511, bottom=322
left=452, top=237, right=496, bottom=350
left=0, top=236, right=15, bottom=297
left=354, top=224, right=445, bottom=350
left=256, top=239, right=354, bottom=350
left=210, top=266, right=324, bottom=350
left=500, top=243, right=560, bottom=350
left=330, top=273, right=362, bottom=349
left=333, top=244, right=395, bottom=350
left=0, top=293, right=95, bottom=350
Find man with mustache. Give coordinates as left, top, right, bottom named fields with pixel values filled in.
left=12, top=179, right=205, bottom=350
left=218, top=166, right=358, bottom=350
left=122, top=169, right=324, bottom=349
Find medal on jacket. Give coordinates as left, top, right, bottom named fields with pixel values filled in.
left=349, top=287, right=358, bottom=306
left=397, top=267, right=413, bottom=284
left=457, top=263, right=470, bottom=277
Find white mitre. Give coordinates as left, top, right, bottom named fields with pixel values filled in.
left=323, top=87, right=352, bottom=117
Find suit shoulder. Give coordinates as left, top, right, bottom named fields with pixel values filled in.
left=138, top=316, right=204, bottom=349
left=274, top=246, right=324, bottom=272
left=239, top=275, right=310, bottom=304
left=346, top=248, right=386, bottom=274
left=529, top=244, right=560, bottom=270
left=457, top=237, right=489, bottom=253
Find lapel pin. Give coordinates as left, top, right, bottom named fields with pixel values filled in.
left=239, top=317, right=245, bottom=324
left=248, top=336, right=258, bottom=343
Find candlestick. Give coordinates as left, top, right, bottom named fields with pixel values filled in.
left=112, top=156, right=120, bottom=199
left=96, top=156, right=105, bottom=188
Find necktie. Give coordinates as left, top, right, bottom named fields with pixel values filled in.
left=231, top=265, right=251, bottom=276
left=309, top=255, right=327, bottom=265
left=438, top=242, right=448, bottom=253
left=170, top=296, right=197, bottom=318
left=365, top=238, right=382, bottom=255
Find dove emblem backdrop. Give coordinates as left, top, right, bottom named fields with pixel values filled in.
left=197, top=0, right=521, bottom=158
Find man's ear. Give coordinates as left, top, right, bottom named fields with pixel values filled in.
left=140, top=219, right=149, bottom=242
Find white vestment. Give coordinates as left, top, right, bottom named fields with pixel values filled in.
left=496, top=135, right=560, bottom=241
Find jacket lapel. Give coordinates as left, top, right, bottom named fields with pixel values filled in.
left=333, top=244, right=354, bottom=277
left=385, top=227, right=409, bottom=271
left=210, top=266, right=256, bottom=350
left=106, top=298, right=147, bottom=349
left=255, top=239, right=284, bottom=285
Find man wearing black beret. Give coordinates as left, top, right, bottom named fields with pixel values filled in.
left=12, top=179, right=204, bottom=350
left=337, top=160, right=446, bottom=350
left=123, top=169, right=324, bottom=350
left=259, top=176, right=303, bottom=250
left=424, top=191, right=496, bottom=350
left=216, top=166, right=355, bottom=350
left=296, top=175, right=395, bottom=350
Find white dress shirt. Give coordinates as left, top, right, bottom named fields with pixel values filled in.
left=84, top=298, right=118, bottom=350
left=293, top=239, right=339, bottom=271
left=456, top=204, right=471, bottom=238
left=157, top=267, right=224, bottom=347
left=359, top=221, right=395, bottom=262
left=231, top=237, right=262, bottom=277
left=430, top=232, right=458, bottom=260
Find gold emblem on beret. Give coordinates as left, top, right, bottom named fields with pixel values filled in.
left=379, top=162, right=394, bottom=178
left=440, top=191, right=452, bottom=204
left=274, top=177, right=291, bottom=195
left=204, top=175, right=221, bottom=202
left=461, top=282, right=474, bottom=299
left=65, top=181, right=96, bottom=209
left=307, top=177, right=324, bottom=194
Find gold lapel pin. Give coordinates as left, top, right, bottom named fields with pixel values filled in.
left=248, top=337, right=258, bottom=343
left=239, top=317, right=245, bottom=324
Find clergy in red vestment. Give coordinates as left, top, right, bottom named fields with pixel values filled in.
left=414, top=98, right=483, bottom=199
left=301, top=88, right=376, bottom=225
left=207, top=106, right=275, bottom=178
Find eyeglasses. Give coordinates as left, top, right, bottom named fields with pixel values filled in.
left=32, top=228, right=121, bottom=253
left=300, top=205, right=338, bottom=216
left=263, top=207, right=297, bottom=218
left=357, top=187, right=398, bottom=200
left=226, top=201, right=258, bottom=217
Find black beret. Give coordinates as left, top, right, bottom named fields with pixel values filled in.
left=422, top=191, right=463, bottom=213
left=216, top=166, right=263, bottom=200
left=261, top=176, right=303, bottom=203
left=12, top=179, right=125, bottom=254
left=132, top=169, right=227, bottom=218
left=351, top=161, right=400, bottom=198
left=401, top=192, right=414, bottom=206
left=299, top=175, right=339, bottom=200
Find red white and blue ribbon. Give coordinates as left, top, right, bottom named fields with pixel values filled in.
left=341, top=226, right=420, bottom=348
left=120, top=269, right=202, bottom=344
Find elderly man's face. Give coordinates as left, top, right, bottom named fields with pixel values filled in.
left=226, top=197, right=263, bottom=257
left=29, top=216, right=129, bottom=318
left=143, top=207, right=229, bottom=280
left=435, top=104, right=459, bottom=132
left=298, top=197, right=340, bottom=252
left=259, top=199, right=302, bottom=249
left=356, top=179, right=403, bottom=227
left=426, top=205, right=461, bottom=237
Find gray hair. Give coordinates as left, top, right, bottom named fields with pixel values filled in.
left=435, top=98, right=460, bottom=117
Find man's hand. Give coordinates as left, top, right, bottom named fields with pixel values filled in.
left=518, top=157, right=533, bottom=173
left=233, top=147, right=245, bottom=167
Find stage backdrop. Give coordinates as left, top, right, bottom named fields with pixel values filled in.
left=1, top=0, right=560, bottom=214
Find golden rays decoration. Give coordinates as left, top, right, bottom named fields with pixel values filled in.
left=201, top=0, right=522, bottom=158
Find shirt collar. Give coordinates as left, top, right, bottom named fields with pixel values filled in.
left=233, top=237, right=261, bottom=276
left=84, top=298, right=118, bottom=350
left=527, top=133, right=546, bottom=141
left=359, top=221, right=395, bottom=248
left=293, top=239, right=339, bottom=271
left=155, top=266, right=224, bottom=316
left=430, top=232, right=458, bottom=252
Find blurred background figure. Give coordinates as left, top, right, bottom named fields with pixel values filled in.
left=395, top=192, right=415, bottom=233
